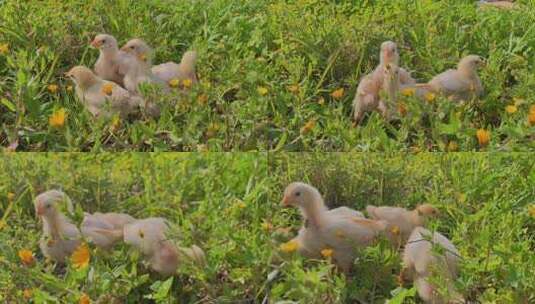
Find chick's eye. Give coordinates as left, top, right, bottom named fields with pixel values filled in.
left=46, top=205, right=51, bottom=209
left=102, top=39, right=106, bottom=43
left=130, top=46, right=135, bottom=49
left=295, top=191, right=301, bottom=197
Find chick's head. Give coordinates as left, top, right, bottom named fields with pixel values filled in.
left=281, top=182, right=319, bottom=208
left=34, top=190, right=71, bottom=218
left=91, top=34, right=118, bottom=50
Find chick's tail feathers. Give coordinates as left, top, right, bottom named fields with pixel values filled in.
left=179, top=50, right=198, bottom=83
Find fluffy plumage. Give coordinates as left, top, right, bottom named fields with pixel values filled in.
left=92, top=34, right=135, bottom=86
left=81, top=212, right=136, bottom=250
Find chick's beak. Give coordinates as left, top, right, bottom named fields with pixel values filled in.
left=90, top=39, right=101, bottom=48
left=281, top=195, right=291, bottom=207
left=36, top=204, right=44, bottom=216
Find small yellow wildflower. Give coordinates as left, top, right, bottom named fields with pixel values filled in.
left=101, top=83, right=114, bottom=96
left=47, top=84, right=59, bottom=94
left=398, top=102, right=408, bottom=117
left=330, top=88, right=344, bottom=100
left=288, top=85, right=299, bottom=94
left=71, top=243, right=90, bottom=269
left=66, top=85, right=73, bottom=92
left=182, top=78, right=193, bottom=89
left=23, top=289, right=33, bottom=300
left=7, top=192, right=15, bottom=201
left=79, top=293, right=91, bottom=304
left=0, top=43, right=9, bottom=54
left=448, top=141, right=459, bottom=152
left=18, top=249, right=34, bottom=266
left=401, top=87, right=415, bottom=97
left=476, top=129, right=490, bottom=147
left=197, top=94, right=209, bottom=105
left=49, top=108, right=67, bottom=128
left=257, top=86, right=269, bottom=96
left=390, top=225, right=400, bottom=236
left=280, top=240, right=299, bottom=253
left=528, top=205, right=535, bottom=218
left=320, top=248, right=333, bottom=258
left=505, top=105, right=517, bottom=114
left=424, top=92, right=436, bottom=103
left=169, top=79, right=180, bottom=88
left=300, top=119, right=316, bottom=134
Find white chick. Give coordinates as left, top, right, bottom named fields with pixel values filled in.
left=65, top=65, right=143, bottom=118
left=91, top=34, right=136, bottom=86
left=81, top=212, right=136, bottom=250
left=117, top=40, right=168, bottom=93
left=34, top=190, right=81, bottom=263
left=402, top=227, right=464, bottom=304
left=282, top=182, right=387, bottom=272
left=426, top=55, right=484, bottom=101
left=366, top=204, right=439, bottom=247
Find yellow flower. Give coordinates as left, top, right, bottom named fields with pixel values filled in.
left=49, top=108, right=67, bottom=128
left=528, top=105, right=535, bottom=126
left=390, top=225, right=400, bottom=236
left=397, top=102, right=408, bottom=117
left=71, top=243, right=90, bottom=269
left=300, top=119, right=316, bottom=134
left=7, top=192, right=15, bottom=201
left=182, top=78, right=193, bottom=89
left=66, top=85, right=73, bottom=92
left=401, top=87, right=415, bottom=97
left=0, top=43, right=9, bottom=54
left=169, top=79, right=180, bottom=88
left=424, top=92, right=436, bottom=103
left=320, top=248, right=333, bottom=258
left=261, top=221, right=273, bottom=231
left=18, top=249, right=34, bottom=266
left=330, top=88, right=344, bottom=100
left=505, top=105, right=517, bottom=114
left=79, top=293, right=91, bottom=304
left=23, top=289, right=33, bottom=300
left=448, top=141, right=459, bottom=152
left=257, top=86, right=269, bottom=96
left=47, top=84, right=59, bottom=94
left=476, top=129, right=490, bottom=147
left=101, top=83, right=114, bottom=96
left=288, top=85, right=300, bottom=94
left=197, top=94, right=209, bottom=105
left=528, top=205, right=535, bottom=218
left=280, top=240, right=299, bottom=253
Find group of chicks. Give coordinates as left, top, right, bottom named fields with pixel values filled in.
left=352, top=40, right=484, bottom=124
left=282, top=182, right=463, bottom=304
left=65, top=34, right=198, bottom=119
left=34, top=190, right=205, bottom=277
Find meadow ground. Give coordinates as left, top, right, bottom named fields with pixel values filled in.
left=268, top=153, right=535, bottom=303
left=0, top=153, right=269, bottom=303
left=1, top=0, right=534, bottom=152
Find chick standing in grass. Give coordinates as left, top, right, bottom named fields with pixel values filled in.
left=123, top=218, right=205, bottom=277
left=405, top=55, right=484, bottom=102
left=121, top=38, right=198, bottom=85
left=91, top=34, right=135, bottom=87
left=282, top=182, right=387, bottom=272
left=118, top=40, right=169, bottom=94
left=66, top=66, right=144, bottom=118
left=34, top=190, right=82, bottom=264
left=81, top=212, right=136, bottom=250
left=352, top=41, right=415, bottom=124
left=366, top=204, right=439, bottom=247
left=401, top=227, right=464, bottom=304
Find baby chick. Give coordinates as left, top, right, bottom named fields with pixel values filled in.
left=282, top=182, right=387, bottom=272
left=121, top=39, right=198, bottom=85
left=34, top=190, right=81, bottom=263
left=353, top=41, right=414, bottom=124
left=410, top=55, right=484, bottom=102
left=91, top=34, right=136, bottom=86
left=401, top=227, right=464, bottom=304
left=81, top=212, right=136, bottom=250
left=65, top=66, right=143, bottom=118
left=117, top=40, right=168, bottom=93
left=366, top=204, right=439, bottom=247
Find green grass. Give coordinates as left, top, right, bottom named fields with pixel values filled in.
left=0, top=153, right=269, bottom=303
left=1, top=0, right=534, bottom=151
left=268, top=153, right=535, bottom=303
